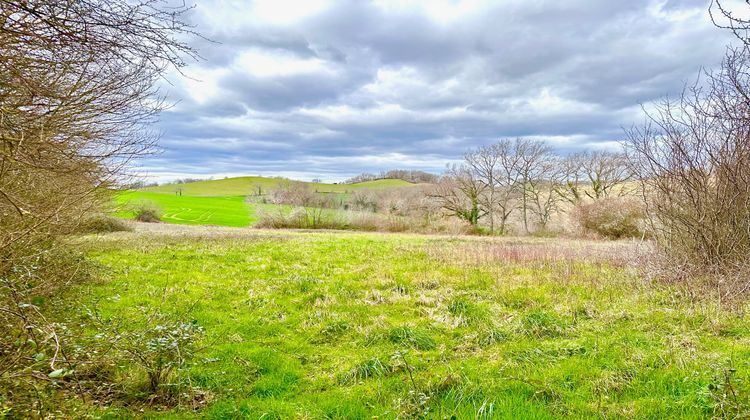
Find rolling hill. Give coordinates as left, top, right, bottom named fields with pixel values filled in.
left=141, top=176, right=418, bottom=197
left=115, top=176, right=425, bottom=227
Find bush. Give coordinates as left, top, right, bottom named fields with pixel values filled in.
left=255, top=207, right=345, bottom=230
left=0, top=244, right=92, bottom=416
left=256, top=207, right=472, bottom=235
left=77, top=214, right=133, bottom=233
left=88, top=307, right=204, bottom=402
left=625, top=46, right=750, bottom=298
left=574, top=197, right=645, bottom=239
left=129, top=200, right=163, bottom=223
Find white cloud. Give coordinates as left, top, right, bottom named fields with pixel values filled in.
left=234, top=49, right=331, bottom=78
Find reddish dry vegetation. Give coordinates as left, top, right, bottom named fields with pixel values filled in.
left=426, top=238, right=650, bottom=268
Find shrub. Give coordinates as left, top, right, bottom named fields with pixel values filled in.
left=0, top=245, right=92, bottom=415
left=347, top=213, right=411, bottom=232
left=256, top=207, right=468, bottom=234
left=77, top=214, right=133, bottom=233
left=129, top=200, right=163, bottom=223
left=255, top=207, right=345, bottom=229
left=625, top=46, right=750, bottom=298
left=267, top=181, right=317, bottom=206
left=574, top=197, right=645, bottom=239
left=91, top=308, right=204, bottom=398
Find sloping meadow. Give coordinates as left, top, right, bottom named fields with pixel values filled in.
left=62, top=226, right=750, bottom=418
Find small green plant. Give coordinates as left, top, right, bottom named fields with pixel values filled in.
left=447, top=296, right=487, bottom=326
left=392, top=350, right=432, bottom=417
left=313, top=320, right=350, bottom=343
left=519, top=310, right=567, bottom=338
left=478, top=328, right=510, bottom=347
left=93, top=308, right=203, bottom=398
left=708, top=366, right=750, bottom=418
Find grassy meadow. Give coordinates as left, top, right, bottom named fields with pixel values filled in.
left=63, top=224, right=750, bottom=418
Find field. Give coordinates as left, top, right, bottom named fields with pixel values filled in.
left=142, top=177, right=417, bottom=196
left=114, top=191, right=256, bottom=227
left=67, top=223, right=750, bottom=418
left=115, top=177, right=421, bottom=228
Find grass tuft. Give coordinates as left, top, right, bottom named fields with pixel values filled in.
left=340, top=357, right=393, bottom=384
left=388, top=326, right=437, bottom=350
left=519, top=309, right=569, bottom=338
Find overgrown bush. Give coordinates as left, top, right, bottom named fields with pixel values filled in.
left=129, top=200, right=163, bottom=223
left=77, top=214, right=133, bottom=234
left=0, top=245, right=91, bottom=416
left=0, top=0, right=197, bottom=415
left=626, top=46, right=750, bottom=298
left=574, top=197, right=645, bottom=239
left=255, top=207, right=345, bottom=229
left=255, top=207, right=464, bottom=234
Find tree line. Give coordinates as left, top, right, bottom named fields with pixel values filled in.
left=345, top=169, right=439, bottom=184
left=431, top=139, right=632, bottom=235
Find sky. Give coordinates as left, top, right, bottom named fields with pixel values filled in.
left=139, top=0, right=738, bottom=183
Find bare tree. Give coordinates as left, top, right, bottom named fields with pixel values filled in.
left=251, top=182, right=264, bottom=196
left=525, top=155, right=566, bottom=231
left=463, top=139, right=525, bottom=234
left=430, top=164, right=487, bottom=226
left=580, top=151, right=633, bottom=199
left=464, top=146, right=501, bottom=232
left=516, top=139, right=553, bottom=233
left=711, top=0, right=750, bottom=45
left=268, top=181, right=317, bottom=207
left=558, top=150, right=633, bottom=203
left=557, top=153, right=586, bottom=205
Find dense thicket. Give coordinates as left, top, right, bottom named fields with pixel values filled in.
left=626, top=46, right=750, bottom=296
left=0, top=0, right=195, bottom=413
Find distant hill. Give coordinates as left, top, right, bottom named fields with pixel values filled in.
left=140, top=176, right=419, bottom=197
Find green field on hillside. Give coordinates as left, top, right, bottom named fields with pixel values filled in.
left=115, top=176, right=420, bottom=228
left=142, top=176, right=416, bottom=197
left=67, top=227, right=750, bottom=418
left=114, top=191, right=256, bottom=227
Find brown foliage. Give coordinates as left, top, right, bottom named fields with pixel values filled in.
left=626, top=45, right=750, bottom=297
left=0, top=0, right=197, bottom=414
left=574, top=197, right=646, bottom=240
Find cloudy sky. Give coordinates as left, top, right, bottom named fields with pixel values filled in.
left=141, top=0, right=737, bottom=183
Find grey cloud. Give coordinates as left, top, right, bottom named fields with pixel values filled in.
left=143, top=0, right=734, bottom=182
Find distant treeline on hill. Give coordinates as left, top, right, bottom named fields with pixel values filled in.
left=344, top=169, right=438, bottom=184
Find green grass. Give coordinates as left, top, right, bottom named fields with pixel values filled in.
left=64, top=228, right=750, bottom=418
left=142, top=176, right=417, bottom=197
left=114, top=191, right=256, bottom=227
